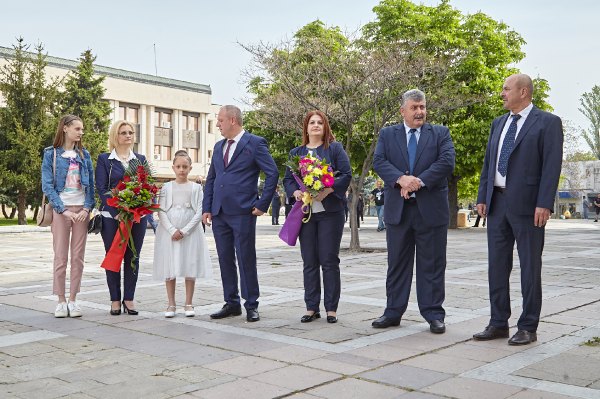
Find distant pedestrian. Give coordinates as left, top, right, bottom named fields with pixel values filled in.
left=371, top=180, right=385, bottom=231
left=582, top=196, right=589, bottom=220
left=271, top=186, right=282, bottom=225
left=594, top=194, right=600, bottom=222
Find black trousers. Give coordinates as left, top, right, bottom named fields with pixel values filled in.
left=487, top=190, right=545, bottom=332
left=101, top=216, right=147, bottom=302
left=384, top=202, right=447, bottom=321
left=299, top=209, right=345, bottom=312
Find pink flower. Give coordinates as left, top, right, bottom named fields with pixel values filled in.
left=321, top=174, right=334, bottom=188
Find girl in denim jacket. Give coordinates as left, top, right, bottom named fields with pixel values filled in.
left=41, top=115, right=95, bottom=318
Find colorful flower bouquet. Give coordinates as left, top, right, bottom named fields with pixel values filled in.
left=279, top=153, right=335, bottom=246
left=101, top=160, right=160, bottom=272
left=286, top=153, right=335, bottom=209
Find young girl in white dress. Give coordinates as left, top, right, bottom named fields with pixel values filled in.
left=153, top=150, right=212, bottom=317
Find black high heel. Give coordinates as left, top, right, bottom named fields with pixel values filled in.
left=122, top=300, right=138, bottom=315
left=300, top=312, right=321, bottom=323
left=110, top=307, right=121, bottom=316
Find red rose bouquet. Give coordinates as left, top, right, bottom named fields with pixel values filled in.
left=101, top=160, right=160, bottom=272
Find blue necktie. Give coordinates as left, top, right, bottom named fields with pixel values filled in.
left=497, top=114, right=521, bottom=177
left=408, top=128, right=417, bottom=174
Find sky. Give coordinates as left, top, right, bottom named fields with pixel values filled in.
left=2, top=0, right=599, bottom=142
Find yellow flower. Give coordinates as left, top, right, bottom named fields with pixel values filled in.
left=321, top=166, right=329, bottom=174
left=313, top=180, right=322, bottom=190
left=303, top=176, right=313, bottom=186
left=312, top=168, right=323, bottom=176
left=307, top=165, right=313, bottom=172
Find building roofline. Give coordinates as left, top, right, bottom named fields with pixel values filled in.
left=0, top=45, right=211, bottom=94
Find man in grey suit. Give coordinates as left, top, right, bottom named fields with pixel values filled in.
left=372, top=89, right=455, bottom=333
left=473, top=74, right=563, bottom=345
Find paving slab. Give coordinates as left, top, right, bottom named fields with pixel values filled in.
left=0, top=218, right=598, bottom=398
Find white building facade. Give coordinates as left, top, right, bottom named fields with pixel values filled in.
left=0, top=46, right=221, bottom=179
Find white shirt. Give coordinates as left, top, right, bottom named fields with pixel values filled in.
left=224, top=130, right=245, bottom=165
left=494, top=102, right=533, bottom=187
left=108, top=148, right=136, bottom=168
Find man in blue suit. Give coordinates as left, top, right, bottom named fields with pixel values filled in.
left=473, top=74, right=563, bottom=345
left=372, top=89, right=455, bottom=333
left=202, top=105, right=278, bottom=322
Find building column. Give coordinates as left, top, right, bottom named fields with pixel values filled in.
left=139, top=105, right=147, bottom=157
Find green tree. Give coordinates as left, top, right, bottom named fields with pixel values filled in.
left=243, top=20, right=450, bottom=249
left=364, top=0, right=550, bottom=228
left=0, top=38, right=60, bottom=224
left=60, top=50, right=112, bottom=165
left=578, top=85, right=600, bottom=159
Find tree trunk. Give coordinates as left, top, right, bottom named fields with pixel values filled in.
left=33, top=206, right=39, bottom=221
left=448, top=174, right=460, bottom=229
left=1, top=204, right=8, bottom=219
left=9, top=207, right=16, bottom=219
left=17, top=191, right=27, bottom=225
left=348, top=180, right=360, bottom=250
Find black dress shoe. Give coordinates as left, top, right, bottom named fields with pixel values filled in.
left=300, top=312, right=321, bottom=323
left=508, top=330, right=537, bottom=345
left=428, top=319, right=445, bottom=334
left=327, top=315, right=338, bottom=324
left=110, top=308, right=121, bottom=316
left=473, top=325, right=510, bottom=341
left=246, top=308, right=260, bottom=322
left=210, top=304, right=242, bottom=319
left=371, top=315, right=400, bottom=329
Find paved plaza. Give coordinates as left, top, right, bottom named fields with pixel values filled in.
left=1, top=217, right=599, bottom=398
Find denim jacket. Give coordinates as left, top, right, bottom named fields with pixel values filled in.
left=41, top=146, right=95, bottom=213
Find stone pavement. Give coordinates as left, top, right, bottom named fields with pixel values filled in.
left=0, top=217, right=599, bottom=399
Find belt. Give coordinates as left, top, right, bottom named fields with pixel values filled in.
left=494, top=186, right=506, bottom=193
left=404, top=197, right=417, bottom=204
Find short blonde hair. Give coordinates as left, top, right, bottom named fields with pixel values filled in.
left=108, top=120, right=136, bottom=151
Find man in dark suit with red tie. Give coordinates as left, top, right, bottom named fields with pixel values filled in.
left=202, top=105, right=278, bottom=322
left=473, top=74, right=563, bottom=345
left=372, top=89, right=455, bottom=333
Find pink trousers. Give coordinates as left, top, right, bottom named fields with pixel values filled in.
left=51, top=206, right=88, bottom=296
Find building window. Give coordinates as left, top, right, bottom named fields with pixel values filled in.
left=154, top=109, right=173, bottom=161
left=208, top=120, right=214, bottom=134
left=182, top=112, right=200, bottom=162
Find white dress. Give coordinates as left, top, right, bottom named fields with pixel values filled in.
left=153, top=181, right=212, bottom=280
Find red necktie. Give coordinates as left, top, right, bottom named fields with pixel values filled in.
left=223, top=139, right=235, bottom=167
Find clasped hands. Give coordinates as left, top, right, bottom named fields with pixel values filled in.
left=171, top=229, right=184, bottom=241
left=397, top=175, right=422, bottom=199
left=294, top=188, right=333, bottom=203
left=62, top=209, right=89, bottom=223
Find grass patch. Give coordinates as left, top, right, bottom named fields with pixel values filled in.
left=583, top=337, right=600, bottom=346
left=0, top=218, right=35, bottom=226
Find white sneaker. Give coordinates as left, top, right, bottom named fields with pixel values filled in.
left=184, top=305, right=195, bottom=317
left=165, top=305, right=176, bottom=318
left=68, top=301, right=82, bottom=317
left=54, top=302, right=68, bottom=318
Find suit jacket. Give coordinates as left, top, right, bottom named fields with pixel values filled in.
left=477, top=105, right=563, bottom=215
left=283, top=141, right=352, bottom=213
left=95, top=152, right=147, bottom=218
left=203, top=131, right=278, bottom=216
left=373, top=123, right=455, bottom=227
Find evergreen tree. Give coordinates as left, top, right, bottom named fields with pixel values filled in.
left=0, top=38, right=60, bottom=224
left=60, top=49, right=112, bottom=165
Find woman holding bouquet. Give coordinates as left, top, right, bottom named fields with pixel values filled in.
left=283, top=110, right=351, bottom=323
left=96, top=121, right=147, bottom=315
left=41, top=115, right=95, bottom=318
